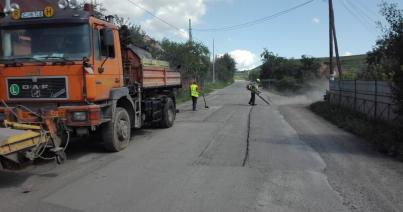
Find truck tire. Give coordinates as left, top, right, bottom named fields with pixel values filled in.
left=160, top=97, right=175, bottom=128
left=102, top=107, right=131, bottom=152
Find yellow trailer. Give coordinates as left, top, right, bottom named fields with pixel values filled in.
left=0, top=120, right=65, bottom=170
left=0, top=128, right=43, bottom=156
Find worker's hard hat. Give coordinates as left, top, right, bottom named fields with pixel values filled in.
left=256, top=79, right=261, bottom=83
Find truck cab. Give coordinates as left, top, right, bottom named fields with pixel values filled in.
left=0, top=4, right=122, bottom=102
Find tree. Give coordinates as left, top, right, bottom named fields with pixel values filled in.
left=214, top=54, right=236, bottom=82
left=300, top=55, right=321, bottom=81
left=259, top=49, right=321, bottom=91
left=260, top=49, right=280, bottom=80
left=365, top=1, right=403, bottom=141
left=159, top=40, right=211, bottom=81
left=365, top=2, right=403, bottom=80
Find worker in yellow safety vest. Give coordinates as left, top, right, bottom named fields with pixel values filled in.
left=190, top=80, right=200, bottom=111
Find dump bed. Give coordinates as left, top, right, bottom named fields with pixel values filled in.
left=124, top=46, right=181, bottom=89
left=142, top=59, right=181, bottom=88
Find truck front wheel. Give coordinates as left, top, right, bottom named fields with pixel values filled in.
left=102, top=107, right=131, bottom=152
left=160, top=97, right=175, bottom=128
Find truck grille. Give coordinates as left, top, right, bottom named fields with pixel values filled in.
left=7, top=77, right=68, bottom=100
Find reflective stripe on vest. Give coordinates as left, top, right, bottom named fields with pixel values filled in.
left=190, top=84, right=199, bottom=97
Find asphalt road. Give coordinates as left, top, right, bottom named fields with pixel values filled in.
left=1, top=81, right=402, bottom=212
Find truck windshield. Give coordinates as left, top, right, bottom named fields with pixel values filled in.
left=0, top=24, right=90, bottom=62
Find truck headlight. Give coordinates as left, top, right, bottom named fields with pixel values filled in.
left=69, top=0, right=79, bottom=9
left=58, top=0, right=68, bottom=9
left=71, top=112, right=88, bottom=122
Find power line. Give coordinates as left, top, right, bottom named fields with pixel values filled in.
left=344, top=0, right=376, bottom=23
left=125, top=0, right=206, bottom=44
left=195, top=0, right=314, bottom=32
left=339, top=0, right=375, bottom=32
left=125, top=0, right=182, bottom=31
left=193, top=0, right=315, bottom=32
left=355, top=0, right=382, bottom=20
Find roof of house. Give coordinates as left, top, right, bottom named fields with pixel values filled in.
left=128, top=45, right=153, bottom=60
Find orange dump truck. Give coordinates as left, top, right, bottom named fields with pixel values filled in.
left=0, top=2, right=181, bottom=169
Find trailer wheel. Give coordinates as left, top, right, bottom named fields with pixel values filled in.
left=102, top=107, right=131, bottom=152
left=160, top=98, right=175, bottom=128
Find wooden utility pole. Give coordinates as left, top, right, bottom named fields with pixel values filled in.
left=212, top=39, right=216, bottom=83
left=329, top=0, right=343, bottom=106
left=329, top=0, right=334, bottom=77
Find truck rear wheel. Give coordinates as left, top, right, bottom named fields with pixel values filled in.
left=102, top=107, right=131, bottom=152
left=160, top=98, right=175, bottom=128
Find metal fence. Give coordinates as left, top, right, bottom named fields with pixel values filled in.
left=328, top=80, right=397, bottom=122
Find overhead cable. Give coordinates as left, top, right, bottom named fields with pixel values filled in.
left=125, top=0, right=206, bottom=43
left=339, top=0, right=375, bottom=32
left=193, top=0, right=315, bottom=32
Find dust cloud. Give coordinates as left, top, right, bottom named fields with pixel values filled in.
left=265, top=79, right=329, bottom=106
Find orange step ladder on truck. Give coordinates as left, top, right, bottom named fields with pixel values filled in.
left=0, top=1, right=181, bottom=170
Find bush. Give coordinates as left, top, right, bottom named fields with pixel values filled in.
left=259, top=49, right=321, bottom=92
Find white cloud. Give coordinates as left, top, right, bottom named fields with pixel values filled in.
left=312, top=17, right=320, bottom=24
left=97, top=0, right=207, bottom=40
left=228, top=50, right=259, bottom=71
left=344, top=51, right=353, bottom=56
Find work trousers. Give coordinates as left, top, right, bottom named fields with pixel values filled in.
left=249, top=92, right=256, bottom=105
left=192, top=96, right=198, bottom=111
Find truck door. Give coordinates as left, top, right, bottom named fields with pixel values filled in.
left=87, top=25, right=123, bottom=101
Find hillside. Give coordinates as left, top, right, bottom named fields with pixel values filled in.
left=318, top=54, right=367, bottom=73
left=234, top=71, right=249, bottom=80
left=248, top=54, right=367, bottom=78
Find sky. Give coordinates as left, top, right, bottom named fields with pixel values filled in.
left=97, top=0, right=403, bottom=71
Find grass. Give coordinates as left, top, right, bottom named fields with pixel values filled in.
left=176, top=81, right=233, bottom=104
left=310, top=101, right=403, bottom=158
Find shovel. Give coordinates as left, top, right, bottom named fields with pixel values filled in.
left=202, top=93, right=209, bottom=109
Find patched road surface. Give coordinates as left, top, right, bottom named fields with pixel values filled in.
left=1, top=81, right=402, bottom=212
